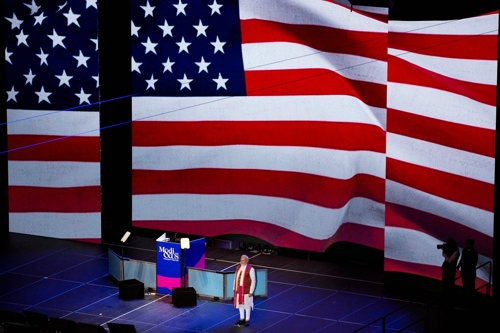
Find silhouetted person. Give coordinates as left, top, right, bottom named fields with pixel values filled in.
left=441, top=237, right=459, bottom=299
left=457, top=238, right=478, bottom=297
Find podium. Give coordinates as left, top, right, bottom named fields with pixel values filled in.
left=156, top=234, right=205, bottom=295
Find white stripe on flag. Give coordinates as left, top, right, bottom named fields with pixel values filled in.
left=387, top=83, right=496, bottom=129
left=240, top=0, right=387, bottom=32
left=133, top=145, right=386, bottom=180
left=388, top=14, right=499, bottom=35
left=132, top=95, right=386, bottom=129
left=9, top=212, right=101, bottom=238
left=132, top=194, right=384, bottom=240
left=8, top=161, right=101, bottom=187
left=386, top=180, right=493, bottom=236
left=388, top=48, right=497, bottom=85
left=242, top=42, right=387, bottom=84
left=7, top=109, right=100, bottom=136
left=385, top=226, right=492, bottom=282
left=387, top=133, right=495, bottom=184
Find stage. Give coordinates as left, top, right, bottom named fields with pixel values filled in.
left=0, top=233, right=488, bottom=332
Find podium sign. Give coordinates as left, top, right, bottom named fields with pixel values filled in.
left=156, top=234, right=205, bottom=295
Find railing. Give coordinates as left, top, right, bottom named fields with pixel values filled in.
left=353, top=261, right=493, bottom=332
left=352, top=293, right=430, bottom=333
left=473, top=261, right=492, bottom=296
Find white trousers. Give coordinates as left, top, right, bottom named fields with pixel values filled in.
left=236, top=294, right=253, bottom=320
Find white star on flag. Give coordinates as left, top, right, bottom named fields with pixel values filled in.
left=159, top=20, right=174, bottom=37
left=7, top=86, right=19, bottom=102
left=193, top=20, right=208, bottom=37
left=75, top=87, right=91, bottom=104
left=36, top=48, right=49, bottom=66
left=5, top=48, right=13, bottom=64
left=16, top=30, right=29, bottom=47
left=195, top=57, right=211, bottom=73
left=211, top=36, right=226, bottom=54
left=63, top=8, right=81, bottom=27
left=55, top=70, right=73, bottom=87
left=176, top=37, right=191, bottom=54
left=173, top=0, right=188, bottom=16
left=208, top=0, right=223, bottom=16
left=73, top=50, right=90, bottom=67
left=178, top=73, right=193, bottom=90
left=35, top=86, right=51, bottom=103
left=142, top=37, right=158, bottom=54
left=90, top=38, right=98, bottom=51
left=24, top=1, right=41, bottom=15
left=93, top=75, right=99, bottom=88
left=23, top=69, right=36, bottom=85
left=162, top=57, right=175, bottom=73
left=213, top=72, right=228, bottom=90
left=86, top=0, right=97, bottom=9
left=141, top=1, right=155, bottom=18
left=146, top=74, right=158, bottom=90
left=57, top=1, right=67, bottom=12
left=5, top=13, right=23, bottom=30
left=33, top=12, right=47, bottom=26
left=132, top=21, right=141, bottom=37
left=48, top=29, right=66, bottom=48
left=132, top=57, right=142, bottom=73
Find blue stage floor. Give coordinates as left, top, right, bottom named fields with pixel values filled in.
left=0, top=233, right=485, bottom=333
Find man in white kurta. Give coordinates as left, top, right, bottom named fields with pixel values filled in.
left=233, top=255, right=256, bottom=327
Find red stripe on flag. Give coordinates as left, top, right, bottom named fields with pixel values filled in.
left=388, top=56, right=496, bottom=106
left=388, top=33, right=498, bottom=60
left=132, top=121, right=386, bottom=153
left=8, top=135, right=101, bottom=162
left=241, top=19, right=388, bottom=60
left=245, top=69, right=386, bottom=108
left=387, top=158, right=494, bottom=212
left=384, top=257, right=446, bottom=281
left=386, top=203, right=493, bottom=257
left=132, top=169, right=385, bottom=208
left=9, top=186, right=101, bottom=212
left=132, top=219, right=383, bottom=252
left=387, top=108, right=495, bottom=158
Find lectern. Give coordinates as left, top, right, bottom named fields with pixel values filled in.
left=156, top=234, right=205, bottom=295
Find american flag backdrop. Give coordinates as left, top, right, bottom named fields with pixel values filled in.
left=385, top=12, right=498, bottom=286
left=131, top=0, right=388, bottom=252
left=5, top=0, right=101, bottom=242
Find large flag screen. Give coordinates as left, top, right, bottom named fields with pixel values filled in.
left=130, top=0, right=497, bottom=287
left=5, top=0, right=101, bottom=242
left=131, top=0, right=388, bottom=252
left=385, top=12, right=497, bottom=286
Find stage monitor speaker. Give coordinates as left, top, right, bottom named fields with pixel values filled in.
left=107, top=322, right=138, bottom=333
left=4, top=322, right=39, bottom=333
left=22, top=310, right=49, bottom=329
left=75, top=322, right=107, bottom=333
left=172, top=287, right=197, bottom=307
left=118, top=279, right=144, bottom=300
left=49, top=317, right=77, bottom=333
left=0, top=309, right=26, bottom=326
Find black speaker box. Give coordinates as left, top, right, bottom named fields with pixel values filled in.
left=4, top=322, right=39, bottom=333
left=172, top=287, right=197, bottom=307
left=0, top=309, right=26, bottom=326
left=49, top=317, right=77, bottom=333
left=22, top=310, right=49, bottom=329
left=107, top=322, right=138, bottom=333
left=76, top=322, right=107, bottom=333
left=118, top=279, right=144, bottom=300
